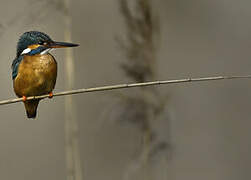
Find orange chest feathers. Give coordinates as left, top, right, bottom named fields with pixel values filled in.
left=14, top=54, right=57, bottom=97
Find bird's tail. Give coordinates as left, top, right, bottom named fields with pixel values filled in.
left=24, top=100, right=40, bottom=119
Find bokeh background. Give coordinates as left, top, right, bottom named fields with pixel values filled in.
left=1, top=0, right=251, bottom=180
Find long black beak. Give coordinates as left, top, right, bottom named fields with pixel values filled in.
left=49, top=41, right=79, bottom=48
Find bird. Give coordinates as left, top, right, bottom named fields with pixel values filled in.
left=11, top=31, right=79, bottom=119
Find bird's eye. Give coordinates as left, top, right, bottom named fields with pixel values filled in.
left=38, top=41, right=47, bottom=45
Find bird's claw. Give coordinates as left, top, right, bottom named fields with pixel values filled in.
left=22, top=96, right=27, bottom=102
left=48, top=92, right=53, bottom=99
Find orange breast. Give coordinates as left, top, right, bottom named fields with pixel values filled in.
left=13, top=53, right=57, bottom=97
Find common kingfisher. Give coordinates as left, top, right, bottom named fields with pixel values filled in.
left=12, top=31, right=79, bottom=119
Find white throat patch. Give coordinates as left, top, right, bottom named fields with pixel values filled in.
left=40, top=48, right=52, bottom=55
left=21, top=48, right=31, bottom=55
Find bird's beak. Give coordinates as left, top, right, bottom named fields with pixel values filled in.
left=49, top=41, right=79, bottom=48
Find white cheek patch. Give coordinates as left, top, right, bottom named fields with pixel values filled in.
left=21, top=48, right=31, bottom=55
left=40, top=48, right=52, bottom=55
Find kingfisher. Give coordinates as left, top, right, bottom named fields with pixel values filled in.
left=12, top=31, right=79, bottom=119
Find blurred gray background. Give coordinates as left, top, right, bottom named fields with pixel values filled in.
left=0, top=0, right=251, bottom=180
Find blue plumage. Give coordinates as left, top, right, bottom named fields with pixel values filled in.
left=11, top=56, right=23, bottom=80
left=16, top=31, right=52, bottom=56
left=12, top=31, right=52, bottom=80
left=29, top=46, right=47, bottom=55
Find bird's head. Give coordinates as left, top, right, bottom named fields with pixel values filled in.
left=16, top=31, right=79, bottom=57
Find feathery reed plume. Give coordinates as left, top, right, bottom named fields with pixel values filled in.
left=117, top=0, right=169, bottom=179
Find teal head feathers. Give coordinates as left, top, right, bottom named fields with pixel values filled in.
left=12, top=31, right=78, bottom=80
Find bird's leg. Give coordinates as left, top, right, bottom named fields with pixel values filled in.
left=22, top=96, right=27, bottom=102
left=48, top=92, right=53, bottom=99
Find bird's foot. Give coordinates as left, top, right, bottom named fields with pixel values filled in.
left=22, top=96, right=27, bottom=102
left=48, top=92, right=53, bottom=99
